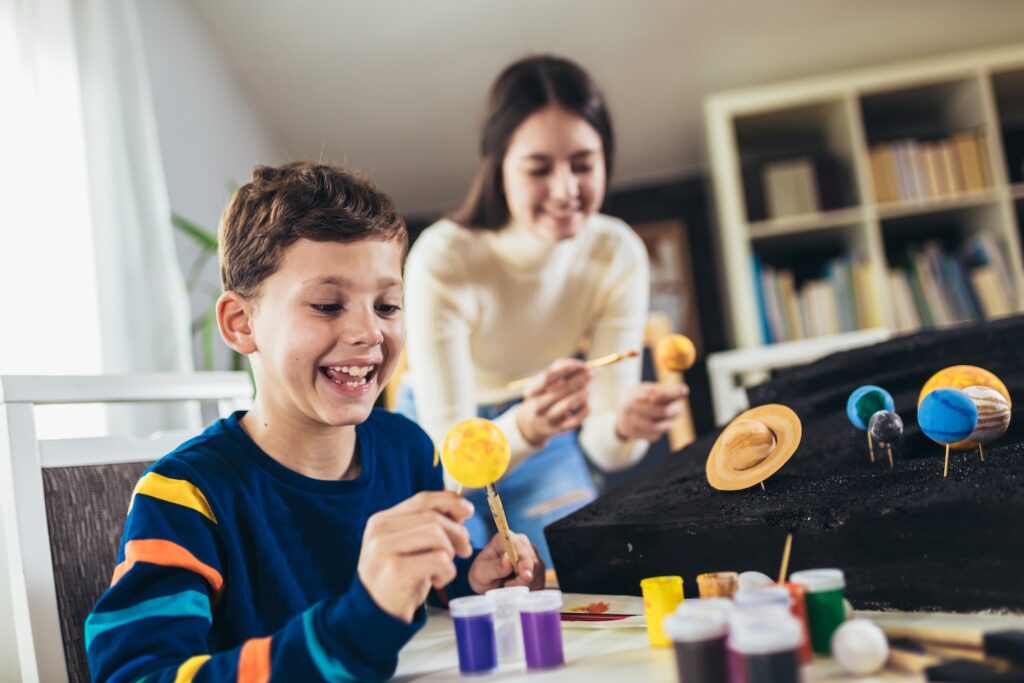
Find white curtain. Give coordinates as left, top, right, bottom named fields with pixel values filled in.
left=70, top=0, right=198, bottom=435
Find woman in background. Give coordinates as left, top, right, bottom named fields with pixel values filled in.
left=401, top=55, right=688, bottom=567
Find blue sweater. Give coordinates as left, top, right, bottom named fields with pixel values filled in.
left=86, top=410, right=476, bottom=682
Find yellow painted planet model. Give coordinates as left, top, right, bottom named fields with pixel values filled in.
left=918, top=365, right=1011, bottom=450
left=654, top=334, right=697, bottom=372
left=441, top=418, right=511, bottom=488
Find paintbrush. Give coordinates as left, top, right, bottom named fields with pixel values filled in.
left=887, top=645, right=1020, bottom=680
left=881, top=626, right=1024, bottom=665
left=506, top=350, right=638, bottom=392
left=485, top=483, right=519, bottom=571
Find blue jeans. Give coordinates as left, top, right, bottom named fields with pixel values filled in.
left=395, top=383, right=596, bottom=568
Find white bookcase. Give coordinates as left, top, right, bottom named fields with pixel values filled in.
left=705, top=43, right=1024, bottom=350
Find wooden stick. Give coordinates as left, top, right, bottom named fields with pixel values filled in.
left=486, top=483, right=519, bottom=571
left=506, top=350, right=638, bottom=392
left=944, top=444, right=950, bottom=478
left=868, top=431, right=875, bottom=463
left=887, top=445, right=894, bottom=469
left=760, top=481, right=766, bottom=492
left=778, top=533, right=793, bottom=584
left=979, top=444, right=985, bottom=462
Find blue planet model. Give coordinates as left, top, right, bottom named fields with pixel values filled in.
left=846, top=385, right=895, bottom=430
left=917, top=388, right=978, bottom=445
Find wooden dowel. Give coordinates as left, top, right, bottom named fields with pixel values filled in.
left=486, top=483, right=519, bottom=571
left=778, top=533, right=793, bottom=584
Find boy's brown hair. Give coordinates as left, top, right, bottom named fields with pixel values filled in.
left=219, top=161, right=407, bottom=298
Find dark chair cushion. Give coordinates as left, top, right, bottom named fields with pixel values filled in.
left=43, top=462, right=150, bottom=683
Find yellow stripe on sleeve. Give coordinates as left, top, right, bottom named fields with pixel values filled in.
left=130, top=472, right=217, bottom=524
left=174, top=654, right=211, bottom=683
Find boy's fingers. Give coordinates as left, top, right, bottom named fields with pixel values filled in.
left=395, top=490, right=475, bottom=521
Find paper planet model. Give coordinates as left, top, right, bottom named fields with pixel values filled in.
left=706, top=404, right=802, bottom=491
left=919, top=366, right=1010, bottom=450
left=441, top=418, right=510, bottom=488
left=846, top=385, right=895, bottom=430
left=918, top=389, right=978, bottom=445
left=868, top=410, right=903, bottom=445
left=831, top=619, right=888, bottom=676
left=962, top=385, right=1011, bottom=445
left=654, top=334, right=697, bottom=372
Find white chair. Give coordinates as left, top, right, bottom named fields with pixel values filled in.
left=0, top=373, right=252, bottom=683
left=706, top=328, right=891, bottom=425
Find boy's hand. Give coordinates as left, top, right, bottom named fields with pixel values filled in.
left=468, top=531, right=545, bottom=593
left=516, top=358, right=592, bottom=447
left=615, top=382, right=689, bottom=442
left=358, top=491, right=474, bottom=623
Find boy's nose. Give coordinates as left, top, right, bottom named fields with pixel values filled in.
left=342, top=307, right=384, bottom=346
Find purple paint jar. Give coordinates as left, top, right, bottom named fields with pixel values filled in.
left=518, top=589, right=565, bottom=670
left=728, top=605, right=803, bottom=683
left=449, top=595, right=498, bottom=675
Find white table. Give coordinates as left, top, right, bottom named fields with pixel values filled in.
left=395, top=606, right=1024, bottom=682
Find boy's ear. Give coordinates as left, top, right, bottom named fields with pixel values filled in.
left=217, top=291, right=257, bottom=355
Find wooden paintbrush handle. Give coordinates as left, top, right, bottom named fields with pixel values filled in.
left=486, top=483, right=519, bottom=569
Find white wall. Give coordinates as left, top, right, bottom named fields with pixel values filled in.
left=136, top=0, right=282, bottom=370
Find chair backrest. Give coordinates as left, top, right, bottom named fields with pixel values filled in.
left=0, top=373, right=252, bottom=683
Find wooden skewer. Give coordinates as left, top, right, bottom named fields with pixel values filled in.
left=486, top=483, right=520, bottom=571
left=778, top=533, right=793, bottom=584
left=943, top=444, right=950, bottom=478
left=759, top=481, right=766, bottom=492
left=506, top=350, right=638, bottom=392
left=979, top=444, right=985, bottom=462
left=868, top=431, right=875, bottom=463
left=887, top=445, right=894, bottom=469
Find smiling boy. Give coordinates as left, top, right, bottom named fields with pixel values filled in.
left=86, top=162, right=543, bottom=683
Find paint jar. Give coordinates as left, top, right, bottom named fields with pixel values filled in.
left=733, top=586, right=791, bottom=609
left=728, top=605, right=802, bottom=683
left=737, top=571, right=774, bottom=591
left=518, top=589, right=565, bottom=670
left=640, top=575, right=685, bottom=647
left=789, top=569, right=846, bottom=655
left=485, top=585, right=528, bottom=663
left=696, top=571, right=739, bottom=599
left=664, top=602, right=731, bottom=683
left=449, top=595, right=498, bottom=675
left=778, top=582, right=812, bottom=665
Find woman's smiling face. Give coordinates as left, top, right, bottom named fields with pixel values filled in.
left=501, top=105, right=606, bottom=242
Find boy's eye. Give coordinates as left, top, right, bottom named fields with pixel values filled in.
left=312, top=303, right=341, bottom=314
left=527, top=167, right=550, bottom=177
left=376, top=303, right=401, bottom=315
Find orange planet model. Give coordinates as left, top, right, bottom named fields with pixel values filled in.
left=654, top=334, right=697, bottom=372
left=918, top=366, right=1011, bottom=450
left=441, top=418, right=511, bottom=488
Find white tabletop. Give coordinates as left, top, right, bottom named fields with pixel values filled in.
left=394, top=605, right=1024, bottom=682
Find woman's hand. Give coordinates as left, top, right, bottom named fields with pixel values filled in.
left=468, top=531, right=545, bottom=593
left=515, top=358, right=592, bottom=447
left=615, top=382, right=690, bottom=442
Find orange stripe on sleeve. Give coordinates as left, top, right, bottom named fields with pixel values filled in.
left=237, top=636, right=272, bottom=683
left=111, top=539, right=224, bottom=600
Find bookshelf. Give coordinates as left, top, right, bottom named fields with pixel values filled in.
left=706, top=44, right=1024, bottom=349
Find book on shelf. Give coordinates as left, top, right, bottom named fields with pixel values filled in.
left=763, top=157, right=820, bottom=219
left=868, top=130, right=991, bottom=204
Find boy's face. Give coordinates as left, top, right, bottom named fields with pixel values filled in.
left=243, top=237, right=404, bottom=430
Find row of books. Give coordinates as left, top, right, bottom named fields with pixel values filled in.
left=757, top=155, right=849, bottom=220
left=752, top=254, right=884, bottom=344
left=868, top=130, right=992, bottom=205
left=752, top=232, right=1019, bottom=343
left=888, top=233, right=1019, bottom=333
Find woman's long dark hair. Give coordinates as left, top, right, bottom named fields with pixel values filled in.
left=450, top=55, right=615, bottom=230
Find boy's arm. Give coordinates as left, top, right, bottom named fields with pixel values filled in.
left=87, top=468, right=422, bottom=683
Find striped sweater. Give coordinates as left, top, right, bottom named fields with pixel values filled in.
left=86, top=410, right=476, bottom=682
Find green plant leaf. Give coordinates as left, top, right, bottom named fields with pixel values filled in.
left=172, top=212, right=219, bottom=252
